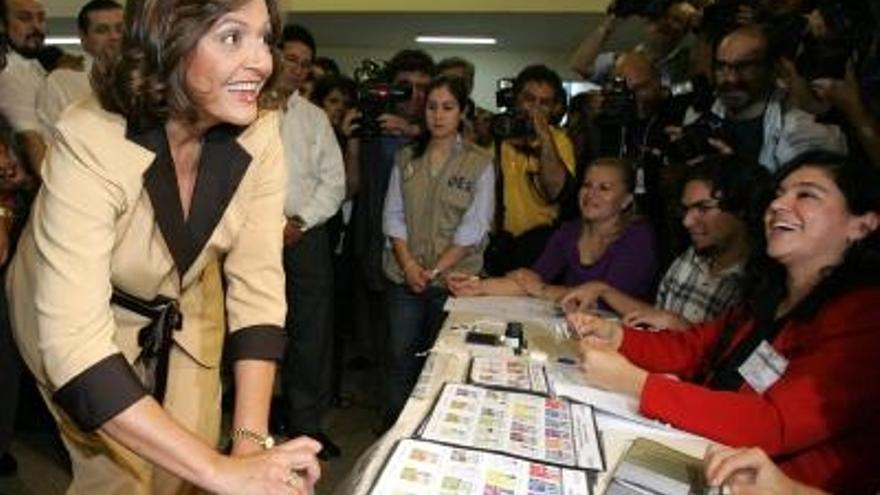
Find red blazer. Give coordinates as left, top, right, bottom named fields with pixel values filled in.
left=620, top=286, right=880, bottom=494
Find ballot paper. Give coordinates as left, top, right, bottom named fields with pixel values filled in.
left=368, top=438, right=593, bottom=495
left=468, top=356, right=657, bottom=429
left=417, top=383, right=605, bottom=472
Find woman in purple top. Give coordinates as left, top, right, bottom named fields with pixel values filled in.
left=449, top=157, right=657, bottom=302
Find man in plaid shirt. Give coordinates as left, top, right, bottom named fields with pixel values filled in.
left=561, top=155, right=767, bottom=330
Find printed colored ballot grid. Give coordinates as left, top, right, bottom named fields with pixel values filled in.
left=369, top=438, right=592, bottom=495
left=470, top=356, right=550, bottom=394
left=418, top=384, right=603, bottom=471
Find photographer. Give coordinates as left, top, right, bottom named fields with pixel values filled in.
left=570, top=0, right=698, bottom=88
left=593, top=51, right=692, bottom=264
left=677, top=24, right=847, bottom=171
left=484, top=64, right=576, bottom=275
left=349, top=50, right=433, bottom=289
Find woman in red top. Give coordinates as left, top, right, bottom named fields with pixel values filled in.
left=568, top=152, right=880, bottom=494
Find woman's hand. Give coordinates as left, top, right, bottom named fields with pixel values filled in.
left=446, top=271, right=484, bottom=297
left=565, top=312, right=624, bottom=348
left=403, top=261, right=430, bottom=293
left=703, top=445, right=823, bottom=495
left=340, top=109, right=361, bottom=139
left=560, top=282, right=607, bottom=312
left=509, top=269, right=545, bottom=298
left=578, top=340, right=647, bottom=398
left=623, top=308, right=690, bottom=331
left=507, top=269, right=542, bottom=294
left=211, top=436, right=322, bottom=495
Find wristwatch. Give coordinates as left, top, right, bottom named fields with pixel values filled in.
left=230, top=427, right=275, bottom=449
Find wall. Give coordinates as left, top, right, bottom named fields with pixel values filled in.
left=322, top=46, right=579, bottom=111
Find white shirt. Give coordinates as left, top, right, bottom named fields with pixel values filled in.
left=279, top=92, right=345, bottom=229
left=0, top=50, right=48, bottom=134
left=37, top=55, right=93, bottom=134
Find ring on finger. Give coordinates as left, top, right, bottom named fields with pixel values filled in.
left=284, top=469, right=303, bottom=488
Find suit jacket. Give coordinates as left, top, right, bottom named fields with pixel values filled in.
left=7, top=97, right=288, bottom=431
left=620, top=287, right=880, bottom=493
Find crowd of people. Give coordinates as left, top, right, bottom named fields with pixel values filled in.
left=0, top=0, right=877, bottom=493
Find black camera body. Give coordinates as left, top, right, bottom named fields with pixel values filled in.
left=667, top=113, right=729, bottom=163
left=596, top=76, right=638, bottom=126
left=352, top=59, right=413, bottom=138
left=491, top=78, right=534, bottom=140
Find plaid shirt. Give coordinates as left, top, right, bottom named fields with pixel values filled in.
left=655, top=247, right=744, bottom=323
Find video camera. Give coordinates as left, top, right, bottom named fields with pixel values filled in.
left=352, top=59, right=413, bottom=138
left=595, top=76, right=638, bottom=126
left=666, top=112, right=729, bottom=164
left=491, top=78, right=533, bottom=140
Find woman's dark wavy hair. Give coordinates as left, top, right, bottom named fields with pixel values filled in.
left=93, top=0, right=283, bottom=131
left=412, top=75, right=469, bottom=159
left=310, top=73, right=356, bottom=110
left=697, top=152, right=880, bottom=381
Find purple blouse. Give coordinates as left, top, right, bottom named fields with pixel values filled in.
left=531, top=219, right=658, bottom=299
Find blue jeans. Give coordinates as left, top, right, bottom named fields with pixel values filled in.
left=383, top=284, right=447, bottom=426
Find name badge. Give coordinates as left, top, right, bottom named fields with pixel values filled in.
left=738, top=340, right=789, bottom=394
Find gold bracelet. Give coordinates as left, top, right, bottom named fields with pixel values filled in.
left=230, top=427, right=275, bottom=449
left=0, top=206, right=14, bottom=219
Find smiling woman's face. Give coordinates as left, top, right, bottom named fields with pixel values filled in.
left=184, top=0, right=273, bottom=129
left=764, top=165, right=872, bottom=270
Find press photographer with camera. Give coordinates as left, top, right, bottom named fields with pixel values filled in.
left=590, top=51, right=693, bottom=264
left=484, top=64, right=576, bottom=275
left=570, top=0, right=698, bottom=88
left=674, top=24, right=847, bottom=171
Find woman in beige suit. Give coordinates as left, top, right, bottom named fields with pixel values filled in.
left=6, top=0, right=320, bottom=493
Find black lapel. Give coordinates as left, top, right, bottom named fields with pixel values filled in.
left=186, top=124, right=251, bottom=272
left=127, top=123, right=251, bottom=278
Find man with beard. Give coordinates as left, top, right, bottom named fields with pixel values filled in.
left=0, top=0, right=47, bottom=175
left=571, top=0, right=698, bottom=88
left=36, top=0, right=122, bottom=129
left=681, top=24, right=847, bottom=171
left=561, top=155, right=765, bottom=330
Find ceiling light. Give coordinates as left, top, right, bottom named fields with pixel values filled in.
left=45, top=37, right=81, bottom=46
left=415, top=36, right=496, bottom=45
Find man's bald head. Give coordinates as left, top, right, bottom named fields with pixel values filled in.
left=613, top=51, right=664, bottom=119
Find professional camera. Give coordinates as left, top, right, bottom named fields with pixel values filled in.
left=610, top=0, right=669, bottom=18
left=666, top=113, right=729, bottom=163
left=794, top=1, right=864, bottom=81
left=491, top=78, right=533, bottom=140
left=595, top=76, right=638, bottom=126
left=352, top=59, right=413, bottom=138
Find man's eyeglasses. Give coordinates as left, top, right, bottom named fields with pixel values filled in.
left=676, top=200, right=721, bottom=218
left=713, top=58, right=766, bottom=76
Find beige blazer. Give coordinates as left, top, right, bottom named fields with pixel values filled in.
left=7, top=97, right=288, bottom=430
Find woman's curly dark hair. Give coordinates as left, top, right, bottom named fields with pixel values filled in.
left=696, top=152, right=880, bottom=387
left=92, top=0, right=283, bottom=131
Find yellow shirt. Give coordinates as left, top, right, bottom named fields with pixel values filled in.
left=500, top=127, right=576, bottom=236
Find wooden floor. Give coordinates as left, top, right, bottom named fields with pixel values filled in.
left=0, top=360, right=384, bottom=495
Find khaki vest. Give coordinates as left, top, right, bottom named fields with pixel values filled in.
left=384, top=141, right=492, bottom=287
